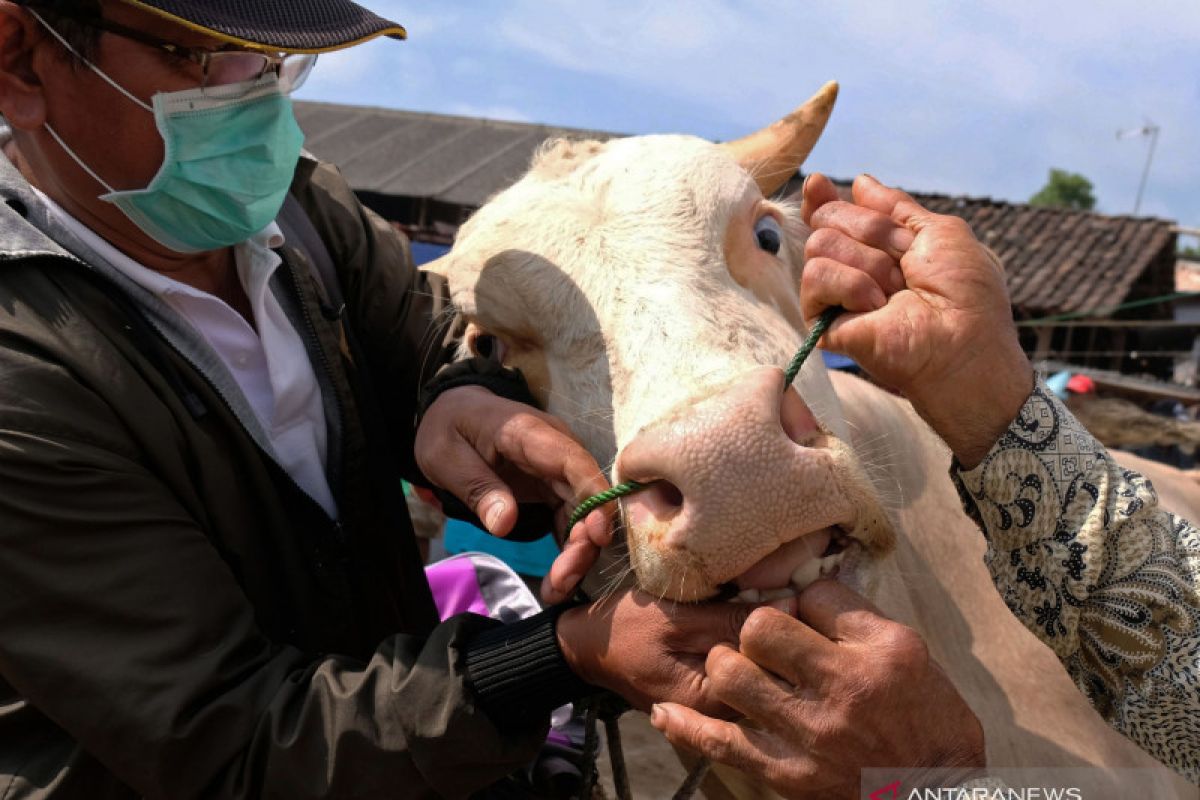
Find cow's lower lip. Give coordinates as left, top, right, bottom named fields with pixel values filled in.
left=729, top=527, right=857, bottom=602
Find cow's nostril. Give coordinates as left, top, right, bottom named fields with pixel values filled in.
left=780, top=385, right=820, bottom=446
left=622, top=478, right=685, bottom=529
left=642, top=479, right=684, bottom=513
left=660, top=480, right=683, bottom=506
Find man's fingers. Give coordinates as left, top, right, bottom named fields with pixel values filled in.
left=542, top=510, right=609, bottom=603
left=800, top=257, right=886, bottom=321
left=493, top=411, right=614, bottom=520
left=428, top=440, right=519, bottom=537
left=493, top=410, right=597, bottom=488
left=795, top=579, right=893, bottom=644
left=705, top=644, right=798, bottom=723
left=650, top=703, right=782, bottom=778
left=737, top=606, right=836, bottom=687
left=542, top=542, right=590, bottom=603
left=804, top=227, right=905, bottom=295
left=851, top=174, right=962, bottom=248
left=850, top=174, right=923, bottom=223
left=670, top=597, right=796, bottom=654
left=808, top=199, right=914, bottom=261
left=799, top=171, right=841, bottom=225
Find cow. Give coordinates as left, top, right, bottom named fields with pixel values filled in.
left=424, top=83, right=1199, bottom=797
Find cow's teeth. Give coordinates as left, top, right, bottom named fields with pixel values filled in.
left=735, top=550, right=852, bottom=605
left=819, top=551, right=845, bottom=577
left=790, top=552, right=849, bottom=592
left=789, top=559, right=822, bottom=592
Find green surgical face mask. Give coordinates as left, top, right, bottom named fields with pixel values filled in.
left=35, top=12, right=305, bottom=253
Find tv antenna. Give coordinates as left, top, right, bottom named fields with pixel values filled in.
left=1116, top=120, right=1159, bottom=216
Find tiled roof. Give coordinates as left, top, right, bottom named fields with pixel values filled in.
left=912, top=193, right=1177, bottom=317
left=296, top=101, right=1177, bottom=318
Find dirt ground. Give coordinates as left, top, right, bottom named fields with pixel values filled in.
left=595, top=712, right=691, bottom=798
left=595, top=712, right=764, bottom=800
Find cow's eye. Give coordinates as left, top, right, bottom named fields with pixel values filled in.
left=468, top=331, right=507, bottom=362
left=754, top=215, right=783, bottom=255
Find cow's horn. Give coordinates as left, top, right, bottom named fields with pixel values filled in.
left=720, top=80, right=839, bottom=196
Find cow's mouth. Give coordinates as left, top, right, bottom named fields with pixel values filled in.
left=724, top=525, right=860, bottom=602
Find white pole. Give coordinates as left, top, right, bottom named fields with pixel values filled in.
left=1118, top=122, right=1160, bottom=216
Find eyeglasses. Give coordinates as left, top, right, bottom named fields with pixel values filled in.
left=21, top=4, right=316, bottom=95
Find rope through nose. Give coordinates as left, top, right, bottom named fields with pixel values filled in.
left=566, top=306, right=843, bottom=531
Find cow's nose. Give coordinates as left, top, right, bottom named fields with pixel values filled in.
left=616, top=366, right=821, bottom=552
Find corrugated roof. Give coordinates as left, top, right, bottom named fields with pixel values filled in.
left=295, top=101, right=618, bottom=205
left=296, top=100, right=1177, bottom=317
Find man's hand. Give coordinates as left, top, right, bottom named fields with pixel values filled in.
left=557, top=589, right=798, bottom=716
left=415, top=385, right=612, bottom=603
left=800, top=173, right=1033, bottom=467
left=649, top=581, right=984, bottom=799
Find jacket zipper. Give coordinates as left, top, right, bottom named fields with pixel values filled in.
left=282, top=261, right=355, bottom=601
left=285, top=260, right=346, bottom=512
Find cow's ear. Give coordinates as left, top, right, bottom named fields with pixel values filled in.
left=420, top=254, right=451, bottom=279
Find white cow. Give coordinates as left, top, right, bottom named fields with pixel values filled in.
left=426, top=83, right=1197, bottom=796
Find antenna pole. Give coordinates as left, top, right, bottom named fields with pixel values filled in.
left=1131, top=123, right=1159, bottom=215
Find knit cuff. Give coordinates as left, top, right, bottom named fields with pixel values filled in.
left=419, top=356, right=539, bottom=417
left=465, top=604, right=597, bottom=731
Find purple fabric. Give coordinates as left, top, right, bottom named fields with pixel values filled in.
left=545, top=729, right=573, bottom=748
left=425, top=557, right=490, bottom=621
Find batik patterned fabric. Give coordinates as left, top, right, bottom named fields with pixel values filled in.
left=952, top=379, right=1200, bottom=782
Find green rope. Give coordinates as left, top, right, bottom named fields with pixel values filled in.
left=783, top=306, right=841, bottom=389
left=1016, top=290, right=1200, bottom=326
left=568, top=480, right=647, bottom=529
left=566, top=306, right=843, bottom=530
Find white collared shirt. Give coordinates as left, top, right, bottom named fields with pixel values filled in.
left=34, top=190, right=338, bottom=518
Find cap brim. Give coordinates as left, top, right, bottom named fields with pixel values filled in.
left=119, top=0, right=406, bottom=54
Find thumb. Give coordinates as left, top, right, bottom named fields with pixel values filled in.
left=437, top=440, right=519, bottom=537
left=818, top=309, right=891, bottom=369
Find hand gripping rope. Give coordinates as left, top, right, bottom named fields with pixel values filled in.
left=567, top=306, right=842, bottom=800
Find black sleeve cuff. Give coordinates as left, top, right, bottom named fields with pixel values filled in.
left=419, top=356, right=539, bottom=416
left=464, top=604, right=598, bottom=731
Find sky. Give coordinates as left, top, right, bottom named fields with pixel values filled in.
left=295, top=1, right=1200, bottom=246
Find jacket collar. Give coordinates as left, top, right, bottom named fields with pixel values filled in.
left=0, top=128, right=97, bottom=265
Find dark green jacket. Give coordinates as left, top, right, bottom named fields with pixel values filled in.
left=0, top=154, right=550, bottom=798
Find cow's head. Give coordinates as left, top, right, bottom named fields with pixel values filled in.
left=427, top=82, right=896, bottom=602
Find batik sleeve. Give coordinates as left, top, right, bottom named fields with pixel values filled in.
left=951, top=379, right=1200, bottom=782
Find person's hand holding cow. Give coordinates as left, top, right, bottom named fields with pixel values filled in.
left=414, top=385, right=613, bottom=603
left=650, top=580, right=987, bottom=799
left=799, top=174, right=1034, bottom=468
left=557, top=589, right=800, bottom=717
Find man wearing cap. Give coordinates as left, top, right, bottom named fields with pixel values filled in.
left=0, top=2, right=762, bottom=797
